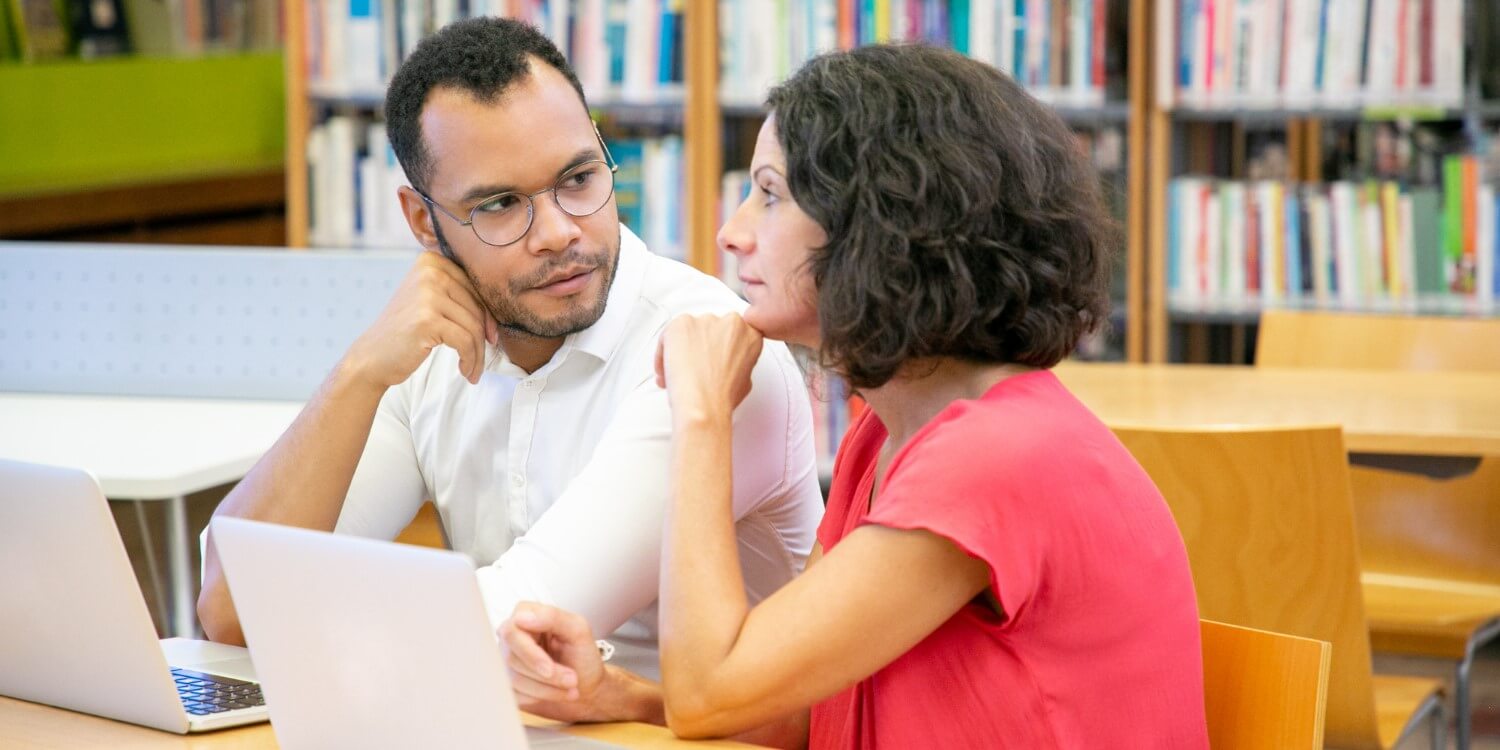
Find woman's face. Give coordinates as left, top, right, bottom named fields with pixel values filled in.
left=718, top=115, right=827, bottom=348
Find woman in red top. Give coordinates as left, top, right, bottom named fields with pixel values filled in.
left=503, top=44, right=1209, bottom=748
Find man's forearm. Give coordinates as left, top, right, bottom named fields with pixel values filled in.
left=197, top=359, right=388, bottom=643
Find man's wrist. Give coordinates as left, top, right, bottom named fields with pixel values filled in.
left=598, top=665, right=666, bottom=726
left=329, top=353, right=391, bottom=398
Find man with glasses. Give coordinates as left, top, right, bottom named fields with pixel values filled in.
left=197, top=17, right=823, bottom=727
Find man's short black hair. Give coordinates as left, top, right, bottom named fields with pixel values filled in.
left=385, top=17, right=588, bottom=193
left=766, top=44, right=1117, bottom=389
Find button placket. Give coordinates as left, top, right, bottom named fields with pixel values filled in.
left=507, top=377, right=543, bottom=537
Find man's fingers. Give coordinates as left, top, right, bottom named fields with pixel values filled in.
left=508, top=670, right=580, bottom=704
left=500, top=618, right=564, bottom=680
left=427, top=313, right=485, bottom=384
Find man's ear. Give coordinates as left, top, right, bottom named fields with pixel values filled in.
left=396, top=185, right=443, bottom=252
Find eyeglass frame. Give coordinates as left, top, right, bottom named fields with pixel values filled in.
left=415, top=124, right=620, bottom=248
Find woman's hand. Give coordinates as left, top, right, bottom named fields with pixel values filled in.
left=654, top=314, right=764, bottom=424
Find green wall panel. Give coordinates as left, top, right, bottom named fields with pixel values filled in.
left=0, top=52, right=285, bottom=196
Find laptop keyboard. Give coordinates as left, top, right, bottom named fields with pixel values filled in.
left=171, top=667, right=265, bottom=716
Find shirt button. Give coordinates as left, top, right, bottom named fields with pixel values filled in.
left=511, top=473, right=524, bottom=487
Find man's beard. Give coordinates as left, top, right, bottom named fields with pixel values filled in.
left=434, top=222, right=620, bottom=339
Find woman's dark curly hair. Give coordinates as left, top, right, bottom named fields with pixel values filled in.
left=766, top=44, right=1115, bottom=389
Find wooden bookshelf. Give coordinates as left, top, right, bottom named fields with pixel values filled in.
left=1143, top=0, right=1499, bottom=364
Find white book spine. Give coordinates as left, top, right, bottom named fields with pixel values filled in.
left=1205, top=183, right=1224, bottom=297
left=577, top=0, right=609, bottom=99
left=327, top=116, right=359, bottom=248
left=623, top=0, right=656, bottom=101
left=1071, top=0, right=1091, bottom=104
left=1225, top=183, right=1247, bottom=298
left=1366, top=0, right=1399, bottom=103
left=813, top=0, right=837, bottom=55
left=346, top=0, right=382, bottom=92
left=1330, top=183, right=1359, bottom=304
left=1183, top=179, right=1205, bottom=300
left=970, top=0, right=996, bottom=67
left=1432, top=0, right=1463, bottom=105
left=307, top=125, right=329, bottom=247
left=1398, top=192, right=1416, bottom=300
left=1308, top=190, right=1332, bottom=300
left=1359, top=189, right=1384, bottom=297
left=996, top=0, right=1016, bottom=76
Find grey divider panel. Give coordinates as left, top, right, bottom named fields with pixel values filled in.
left=0, top=242, right=418, bottom=401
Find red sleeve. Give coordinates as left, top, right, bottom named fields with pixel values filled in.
left=862, top=409, right=1043, bottom=625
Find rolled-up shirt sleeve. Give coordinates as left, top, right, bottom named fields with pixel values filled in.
left=333, top=383, right=430, bottom=541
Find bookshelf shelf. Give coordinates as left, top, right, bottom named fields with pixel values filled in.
left=719, top=98, right=1131, bottom=126
left=1169, top=106, right=1466, bottom=124
left=307, top=86, right=689, bottom=115
left=1168, top=294, right=1500, bottom=326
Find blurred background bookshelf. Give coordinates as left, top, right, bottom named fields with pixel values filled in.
left=0, top=0, right=287, bottom=245
left=279, top=0, right=1149, bottom=474
left=1147, top=0, right=1500, bottom=364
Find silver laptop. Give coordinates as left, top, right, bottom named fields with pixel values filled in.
left=0, top=458, right=269, bottom=733
left=210, top=516, right=622, bottom=749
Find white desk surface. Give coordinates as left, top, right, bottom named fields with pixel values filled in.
left=0, top=393, right=303, bottom=499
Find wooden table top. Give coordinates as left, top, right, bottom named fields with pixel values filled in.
left=0, top=695, right=759, bottom=749
left=1052, top=362, right=1500, bottom=457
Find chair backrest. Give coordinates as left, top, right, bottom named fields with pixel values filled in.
left=1256, top=309, right=1500, bottom=373
left=394, top=503, right=447, bottom=549
left=1256, top=307, right=1500, bottom=584
left=1200, top=619, right=1331, bottom=750
left=1114, top=425, right=1382, bottom=749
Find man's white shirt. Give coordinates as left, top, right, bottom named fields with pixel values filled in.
left=332, top=225, right=824, bottom=678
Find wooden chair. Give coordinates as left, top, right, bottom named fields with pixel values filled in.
left=1257, top=309, right=1500, bottom=373
left=1114, top=425, right=1444, bottom=749
left=394, top=502, right=446, bottom=549
left=1200, top=619, right=1331, bottom=750
left=1258, top=308, right=1500, bottom=748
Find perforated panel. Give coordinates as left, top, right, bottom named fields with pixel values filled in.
left=0, top=243, right=418, bottom=401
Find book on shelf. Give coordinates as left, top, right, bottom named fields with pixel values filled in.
left=306, top=0, right=683, bottom=104
left=119, top=0, right=278, bottom=56
left=805, top=367, right=864, bottom=479
left=1167, top=169, right=1499, bottom=309
left=612, top=133, right=686, bottom=262
left=719, top=0, right=1111, bottom=109
left=7, top=0, right=70, bottom=60
left=1159, top=0, right=1466, bottom=112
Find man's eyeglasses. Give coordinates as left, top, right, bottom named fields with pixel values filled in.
left=417, top=131, right=619, bottom=248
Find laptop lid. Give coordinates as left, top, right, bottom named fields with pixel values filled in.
left=0, top=458, right=191, bottom=733
left=211, top=516, right=538, bottom=749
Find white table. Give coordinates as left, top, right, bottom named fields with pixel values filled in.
left=0, top=393, right=303, bottom=638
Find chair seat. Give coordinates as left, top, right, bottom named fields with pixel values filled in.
left=1372, top=673, right=1444, bottom=749
left=1362, top=574, right=1500, bottom=660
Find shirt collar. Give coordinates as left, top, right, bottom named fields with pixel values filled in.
left=568, top=223, right=649, bottom=364
left=483, top=224, right=649, bottom=376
